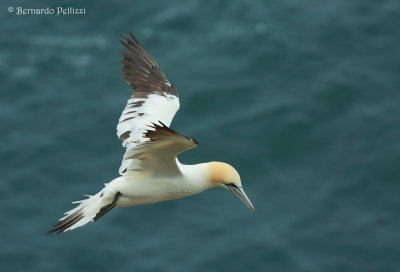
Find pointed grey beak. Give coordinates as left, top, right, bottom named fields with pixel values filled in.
left=226, top=184, right=255, bottom=212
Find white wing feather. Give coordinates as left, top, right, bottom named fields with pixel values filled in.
left=117, top=33, right=182, bottom=175
left=117, top=94, right=180, bottom=174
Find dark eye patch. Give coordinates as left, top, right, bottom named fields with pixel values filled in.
left=227, top=183, right=237, bottom=188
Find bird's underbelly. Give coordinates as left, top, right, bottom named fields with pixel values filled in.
left=110, top=176, right=200, bottom=207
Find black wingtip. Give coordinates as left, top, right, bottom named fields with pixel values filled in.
left=129, top=32, right=141, bottom=45
left=120, top=32, right=141, bottom=46
left=122, top=33, right=130, bottom=42
left=158, top=121, right=167, bottom=127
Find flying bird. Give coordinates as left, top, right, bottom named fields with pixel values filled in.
left=48, top=33, right=254, bottom=234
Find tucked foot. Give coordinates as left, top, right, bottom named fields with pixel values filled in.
left=93, top=192, right=122, bottom=221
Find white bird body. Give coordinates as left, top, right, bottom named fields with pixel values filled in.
left=48, top=33, right=254, bottom=234
left=108, top=162, right=211, bottom=207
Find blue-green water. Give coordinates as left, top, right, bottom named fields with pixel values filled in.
left=1, top=0, right=399, bottom=271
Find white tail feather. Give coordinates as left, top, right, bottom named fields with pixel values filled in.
left=49, top=191, right=106, bottom=233
left=48, top=177, right=123, bottom=234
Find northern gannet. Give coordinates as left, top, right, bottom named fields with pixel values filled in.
left=48, top=33, right=254, bottom=234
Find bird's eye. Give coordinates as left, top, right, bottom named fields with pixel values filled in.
left=227, top=183, right=237, bottom=188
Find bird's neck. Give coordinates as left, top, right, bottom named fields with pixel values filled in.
left=177, top=161, right=214, bottom=193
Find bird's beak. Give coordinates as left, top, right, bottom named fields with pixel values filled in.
left=226, top=184, right=255, bottom=212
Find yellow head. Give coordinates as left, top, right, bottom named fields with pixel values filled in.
left=207, top=162, right=254, bottom=212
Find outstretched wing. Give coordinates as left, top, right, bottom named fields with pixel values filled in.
left=125, top=122, right=198, bottom=177
left=117, top=33, right=182, bottom=175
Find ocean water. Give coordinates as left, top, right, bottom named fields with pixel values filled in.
left=1, top=0, right=399, bottom=271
